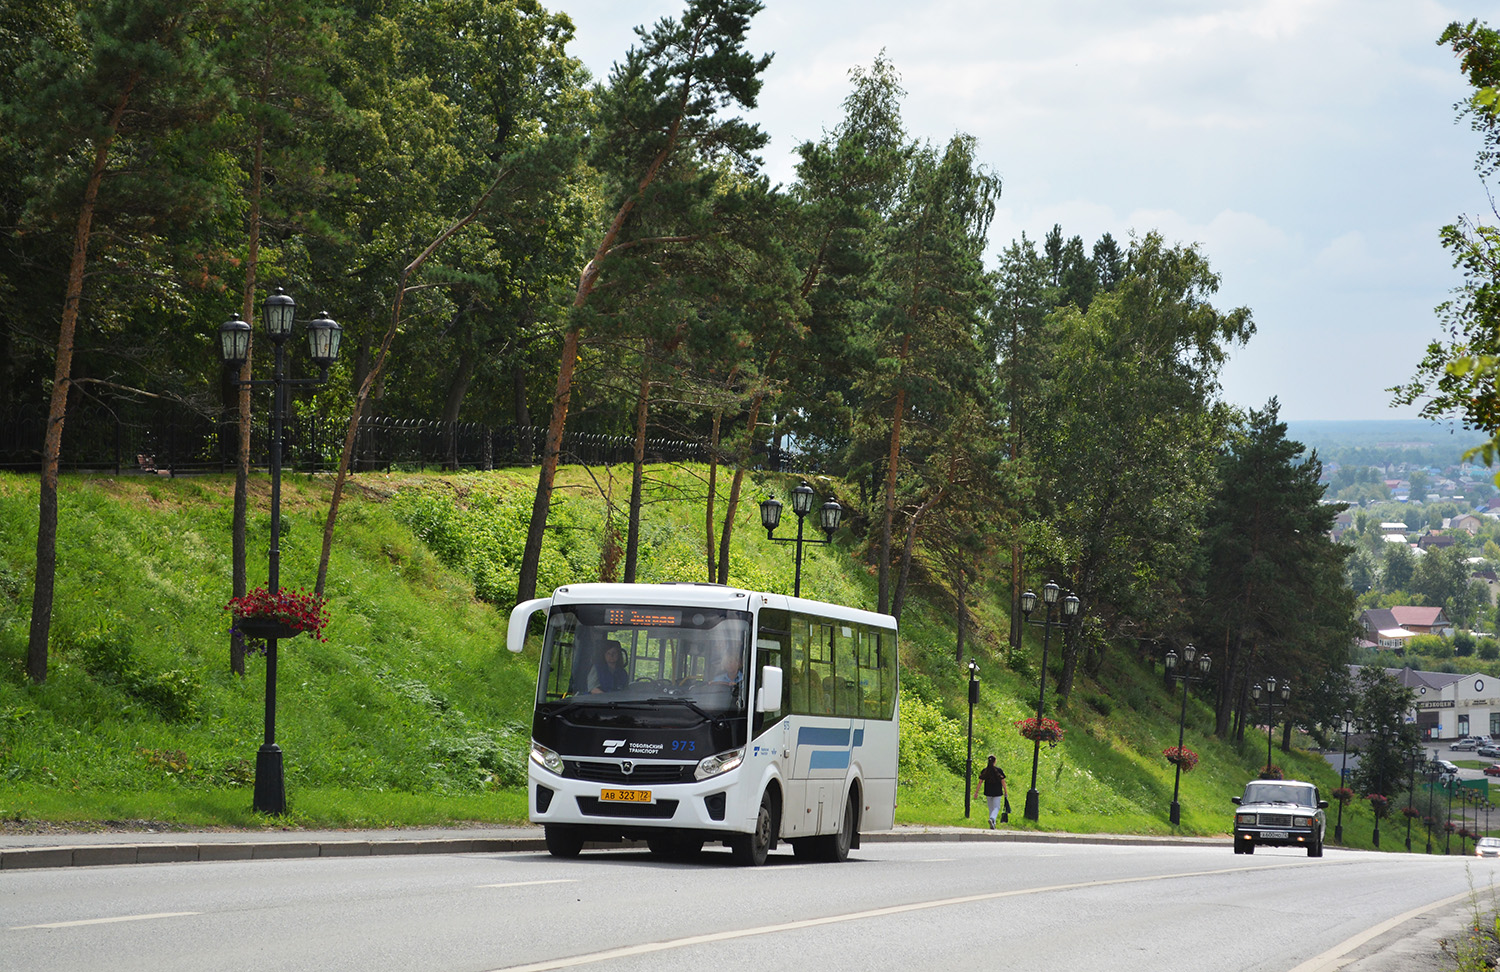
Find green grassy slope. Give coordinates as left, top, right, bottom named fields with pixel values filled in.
left=0, top=467, right=1397, bottom=847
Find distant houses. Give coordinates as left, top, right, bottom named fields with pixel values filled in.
left=1358, top=606, right=1455, bottom=650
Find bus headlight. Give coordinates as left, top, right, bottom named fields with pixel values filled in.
left=695, top=748, right=744, bottom=780
left=530, top=740, right=564, bottom=775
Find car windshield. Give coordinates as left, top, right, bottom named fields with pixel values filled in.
left=1242, top=783, right=1316, bottom=807
left=536, top=603, right=752, bottom=715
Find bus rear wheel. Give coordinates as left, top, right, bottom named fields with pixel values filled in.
left=544, top=825, right=585, bottom=858
left=816, top=791, right=857, bottom=862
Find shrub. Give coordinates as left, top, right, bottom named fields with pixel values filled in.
left=899, top=695, right=968, bottom=778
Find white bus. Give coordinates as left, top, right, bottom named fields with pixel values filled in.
left=508, top=582, right=899, bottom=865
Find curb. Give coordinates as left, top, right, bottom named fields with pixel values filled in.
left=0, top=828, right=1228, bottom=871
left=1, top=836, right=549, bottom=871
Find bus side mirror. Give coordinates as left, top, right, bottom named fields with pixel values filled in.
left=507, top=598, right=551, bottom=653
left=757, top=665, right=783, bottom=712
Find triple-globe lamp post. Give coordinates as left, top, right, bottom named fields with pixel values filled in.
left=219, top=288, right=341, bottom=815
left=1250, top=677, right=1292, bottom=777
left=1019, top=582, right=1081, bottom=823
left=759, top=482, right=842, bottom=598
left=1164, top=644, right=1212, bottom=826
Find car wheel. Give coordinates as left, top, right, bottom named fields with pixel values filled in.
left=1307, top=837, right=1322, bottom=858
left=1242, top=840, right=1254, bottom=855
left=731, top=792, right=774, bottom=866
left=544, top=825, right=585, bottom=858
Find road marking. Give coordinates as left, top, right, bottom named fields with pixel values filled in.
left=1283, top=889, right=1475, bottom=972
left=479, top=879, right=578, bottom=889
left=11, top=911, right=200, bottom=931
left=483, top=862, right=1299, bottom=972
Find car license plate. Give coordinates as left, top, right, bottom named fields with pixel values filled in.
left=599, top=788, right=653, bottom=804
left=1261, top=830, right=1288, bottom=839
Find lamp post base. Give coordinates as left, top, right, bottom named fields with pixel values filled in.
left=1169, top=801, right=1180, bottom=826
left=1334, top=823, right=1342, bottom=842
left=253, top=744, right=286, bottom=815
left=1024, top=789, right=1039, bottom=822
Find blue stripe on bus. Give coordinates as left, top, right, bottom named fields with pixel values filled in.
left=852, top=729, right=864, bottom=747
left=798, top=727, right=851, bottom=747
left=809, top=750, right=852, bottom=770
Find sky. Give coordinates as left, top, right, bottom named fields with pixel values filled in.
left=555, top=0, right=1495, bottom=422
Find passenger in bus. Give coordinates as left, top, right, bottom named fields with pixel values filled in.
left=588, top=640, right=630, bottom=693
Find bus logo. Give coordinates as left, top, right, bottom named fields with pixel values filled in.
left=621, top=761, right=634, bottom=775
left=603, top=739, right=627, bottom=753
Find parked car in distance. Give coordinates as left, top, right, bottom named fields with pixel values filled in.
left=1453, top=738, right=1480, bottom=751
left=1483, top=764, right=1500, bottom=777
left=1232, top=779, right=1328, bottom=857
left=1478, top=745, right=1500, bottom=758
left=1478, top=837, right=1500, bottom=858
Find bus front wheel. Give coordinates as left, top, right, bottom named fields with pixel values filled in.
left=731, top=793, right=774, bottom=866
left=544, top=825, right=585, bottom=858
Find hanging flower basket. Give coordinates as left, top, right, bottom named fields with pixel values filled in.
left=1162, top=746, right=1199, bottom=771
left=1400, top=805, right=1421, bottom=820
left=1330, top=787, right=1355, bottom=807
left=226, top=586, right=330, bottom=642
left=1017, top=716, right=1064, bottom=747
left=1258, top=764, right=1283, bottom=780
left=1365, top=793, right=1390, bottom=819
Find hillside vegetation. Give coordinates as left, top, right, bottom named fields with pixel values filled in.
left=0, top=466, right=1381, bottom=845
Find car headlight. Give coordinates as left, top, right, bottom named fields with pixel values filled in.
left=1293, top=816, right=1313, bottom=827
left=695, top=748, right=744, bottom=780
left=530, top=740, right=564, bottom=775
left=1236, top=813, right=1256, bottom=825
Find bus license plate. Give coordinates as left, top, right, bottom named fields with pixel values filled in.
left=600, top=788, right=653, bottom=804
left=1261, top=830, right=1288, bottom=839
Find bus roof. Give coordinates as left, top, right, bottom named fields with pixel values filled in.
left=544, top=582, right=897, bottom=631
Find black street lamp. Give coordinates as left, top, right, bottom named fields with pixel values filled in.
left=1164, top=644, right=1212, bottom=826
left=1250, top=678, right=1292, bottom=777
left=1335, top=713, right=1354, bottom=842
left=964, top=659, right=979, bottom=820
left=1405, top=751, right=1419, bottom=851
left=759, top=482, right=842, bottom=598
left=1425, top=753, right=1438, bottom=854
left=1019, top=582, right=1081, bottom=823
left=220, top=288, right=341, bottom=816
left=1446, top=775, right=1456, bottom=855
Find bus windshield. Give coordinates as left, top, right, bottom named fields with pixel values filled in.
left=537, top=603, right=752, bottom=715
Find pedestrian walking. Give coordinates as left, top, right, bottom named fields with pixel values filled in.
left=976, top=754, right=1008, bottom=828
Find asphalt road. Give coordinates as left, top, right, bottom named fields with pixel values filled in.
left=2, top=839, right=1492, bottom=972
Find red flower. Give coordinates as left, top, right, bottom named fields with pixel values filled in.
left=1162, top=746, right=1199, bottom=771
left=1331, top=787, right=1355, bottom=806
left=225, top=586, right=330, bottom=641
left=1016, top=717, right=1064, bottom=746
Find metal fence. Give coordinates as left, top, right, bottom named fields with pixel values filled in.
left=0, top=403, right=740, bottom=475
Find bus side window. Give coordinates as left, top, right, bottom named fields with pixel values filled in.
left=833, top=624, right=859, bottom=717
left=789, top=615, right=810, bottom=713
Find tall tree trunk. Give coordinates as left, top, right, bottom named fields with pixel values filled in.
left=717, top=354, right=779, bottom=585
left=28, top=80, right=135, bottom=684
left=706, top=407, right=721, bottom=582
left=441, top=344, right=475, bottom=470
left=511, top=362, right=531, bottom=427
left=230, top=120, right=267, bottom=678
left=623, top=349, right=650, bottom=583
left=877, top=334, right=911, bottom=614
left=891, top=494, right=935, bottom=622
